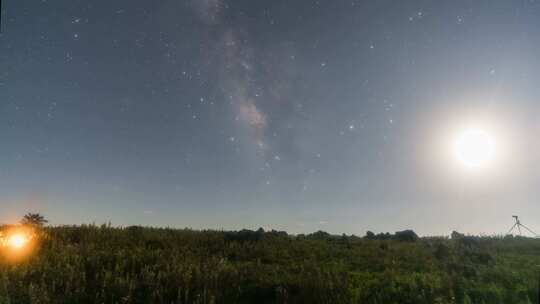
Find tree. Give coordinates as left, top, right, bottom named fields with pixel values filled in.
left=21, top=213, right=48, bottom=227
left=451, top=231, right=465, bottom=239
left=365, top=231, right=375, bottom=239
left=394, top=229, right=419, bottom=242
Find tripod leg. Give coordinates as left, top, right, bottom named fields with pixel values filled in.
left=520, top=224, right=538, bottom=237
left=507, top=223, right=518, bottom=235
left=518, top=225, right=522, bottom=236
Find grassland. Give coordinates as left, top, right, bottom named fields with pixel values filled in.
left=0, top=225, right=538, bottom=303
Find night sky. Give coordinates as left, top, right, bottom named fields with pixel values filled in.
left=2, top=0, right=540, bottom=235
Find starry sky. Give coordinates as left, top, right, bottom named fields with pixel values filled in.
left=2, top=0, right=540, bottom=235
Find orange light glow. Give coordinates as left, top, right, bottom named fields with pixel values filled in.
left=0, top=227, right=36, bottom=260
left=6, top=233, right=30, bottom=249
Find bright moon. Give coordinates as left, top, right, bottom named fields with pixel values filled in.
left=453, top=129, right=496, bottom=168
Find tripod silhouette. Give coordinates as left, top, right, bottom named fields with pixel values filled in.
left=507, top=216, right=537, bottom=237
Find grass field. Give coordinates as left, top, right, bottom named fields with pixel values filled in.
left=0, top=225, right=538, bottom=303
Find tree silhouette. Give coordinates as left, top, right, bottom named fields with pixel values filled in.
left=21, top=213, right=48, bottom=227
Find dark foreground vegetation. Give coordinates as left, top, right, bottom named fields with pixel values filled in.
left=0, top=225, right=539, bottom=303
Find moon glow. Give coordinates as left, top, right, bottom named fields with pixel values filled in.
left=453, top=129, right=496, bottom=169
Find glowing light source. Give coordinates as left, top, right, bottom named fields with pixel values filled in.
left=6, top=233, right=30, bottom=249
left=0, top=228, right=36, bottom=262
left=453, top=128, right=496, bottom=168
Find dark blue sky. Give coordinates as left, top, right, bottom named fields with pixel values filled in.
left=2, top=0, right=540, bottom=235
